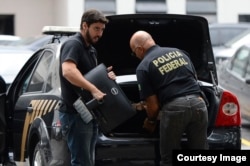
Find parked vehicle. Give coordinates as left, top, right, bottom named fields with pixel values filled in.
left=0, top=49, right=33, bottom=87
left=0, top=35, right=53, bottom=86
left=213, top=29, right=250, bottom=64
left=0, top=35, right=20, bottom=46
left=0, top=14, right=241, bottom=166
left=209, top=23, right=250, bottom=47
left=217, top=43, right=250, bottom=122
left=6, top=35, right=53, bottom=52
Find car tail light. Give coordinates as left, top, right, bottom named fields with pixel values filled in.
left=215, top=90, right=241, bottom=126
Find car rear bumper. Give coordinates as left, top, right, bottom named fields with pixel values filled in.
left=207, top=127, right=241, bottom=149
left=96, top=127, right=241, bottom=162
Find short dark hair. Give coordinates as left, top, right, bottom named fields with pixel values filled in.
left=80, top=9, right=109, bottom=29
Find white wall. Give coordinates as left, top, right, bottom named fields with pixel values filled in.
left=52, top=0, right=84, bottom=28
left=116, top=0, right=135, bottom=14
left=1, top=0, right=250, bottom=37
left=167, top=0, right=186, bottom=14
left=53, top=0, right=69, bottom=27
left=217, top=0, right=250, bottom=23
left=66, top=0, right=84, bottom=26
left=0, top=0, right=54, bottom=37
left=0, top=0, right=84, bottom=37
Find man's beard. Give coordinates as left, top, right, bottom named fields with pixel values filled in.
left=86, top=30, right=99, bottom=45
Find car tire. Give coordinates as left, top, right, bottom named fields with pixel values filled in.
left=32, top=143, right=46, bottom=166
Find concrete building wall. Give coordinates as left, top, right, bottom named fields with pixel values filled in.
left=116, top=0, right=135, bottom=14
left=51, top=0, right=84, bottom=27
left=0, top=0, right=54, bottom=37
left=1, top=0, right=250, bottom=37
left=168, top=0, right=186, bottom=14
left=0, top=0, right=85, bottom=37
left=52, top=0, right=69, bottom=27
left=217, top=0, right=250, bottom=23
left=65, top=0, right=84, bottom=26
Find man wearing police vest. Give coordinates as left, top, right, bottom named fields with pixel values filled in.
left=130, top=30, right=208, bottom=166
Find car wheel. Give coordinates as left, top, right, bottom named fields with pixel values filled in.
left=32, top=143, right=46, bottom=166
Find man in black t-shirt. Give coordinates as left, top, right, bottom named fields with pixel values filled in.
left=0, top=76, right=6, bottom=93
left=130, top=31, right=208, bottom=166
left=59, top=9, right=115, bottom=166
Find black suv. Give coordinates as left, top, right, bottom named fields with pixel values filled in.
left=0, top=14, right=241, bottom=166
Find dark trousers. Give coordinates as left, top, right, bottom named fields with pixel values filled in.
left=159, top=94, right=208, bottom=166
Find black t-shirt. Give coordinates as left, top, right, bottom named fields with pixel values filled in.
left=0, top=75, right=6, bottom=93
left=59, top=32, right=97, bottom=112
left=136, top=45, right=200, bottom=105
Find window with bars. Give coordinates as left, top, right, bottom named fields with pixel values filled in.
left=85, top=0, right=116, bottom=15
left=136, top=0, right=166, bottom=14
left=186, top=0, right=217, bottom=23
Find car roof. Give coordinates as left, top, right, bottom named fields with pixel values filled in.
left=225, top=29, right=250, bottom=47
left=0, top=51, right=32, bottom=84
left=237, top=42, right=250, bottom=51
left=245, top=42, right=250, bottom=47
left=0, top=35, right=21, bottom=45
left=209, top=23, right=250, bottom=47
left=7, top=35, right=53, bottom=51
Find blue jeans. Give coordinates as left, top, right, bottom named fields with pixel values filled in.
left=159, top=94, right=208, bottom=166
left=59, top=112, right=98, bottom=166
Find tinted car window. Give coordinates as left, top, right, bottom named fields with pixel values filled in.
left=25, top=51, right=53, bottom=92
left=231, top=47, right=250, bottom=76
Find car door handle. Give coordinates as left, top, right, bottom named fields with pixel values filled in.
left=27, top=106, right=33, bottom=113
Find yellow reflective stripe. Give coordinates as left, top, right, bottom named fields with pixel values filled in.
left=48, top=100, right=57, bottom=113
left=39, top=100, right=48, bottom=117
left=44, top=100, right=52, bottom=115
left=20, top=99, right=58, bottom=161
left=20, top=100, right=37, bottom=162
left=35, top=100, right=44, bottom=118
left=30, top=100, right=41, bottom=123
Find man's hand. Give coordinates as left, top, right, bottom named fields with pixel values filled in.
left=91, top=88, right=106, bottom=101
left=143, top=117, right=157, bottom=134
left=62, top=61, right=106, bottom=101
left=132, top=102, right=146, bottom=111
left=107, top=66, right=116, bottom=80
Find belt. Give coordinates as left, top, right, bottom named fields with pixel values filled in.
left=167, top=94, right=200, bottom=103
